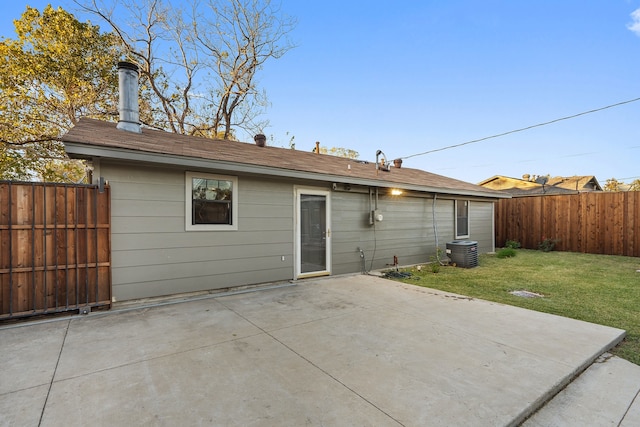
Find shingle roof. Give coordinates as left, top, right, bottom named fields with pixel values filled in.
left=478, top=174, right=602, bottom=196
left=62, top=118, right=505, bottom=198
left=546, top=176, right=602, bottom=191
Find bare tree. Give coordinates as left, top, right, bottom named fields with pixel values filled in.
left=75, top=0, right=295, bottom=139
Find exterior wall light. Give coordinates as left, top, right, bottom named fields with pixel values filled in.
left=391, top=189, right=403, bottom=196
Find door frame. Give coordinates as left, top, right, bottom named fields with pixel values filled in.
left=294, top=187, right=332, bottom=279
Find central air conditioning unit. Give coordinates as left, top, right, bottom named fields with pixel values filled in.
left=446, top=240, right=478, bottom=268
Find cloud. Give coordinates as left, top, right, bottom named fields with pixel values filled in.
left=629, top=8, right=640, bottom=35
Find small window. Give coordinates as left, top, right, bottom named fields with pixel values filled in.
left=186, top=172, right=238, bottom=231
left=455, top=200, right=469, bottom=238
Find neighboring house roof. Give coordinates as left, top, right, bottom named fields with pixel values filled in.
left=545, top=176, right=602, bottom=192
left=478, top=175, right=602, bottom=196
left=62, top=118, right=508, bottom=199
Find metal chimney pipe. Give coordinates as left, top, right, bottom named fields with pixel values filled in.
left=116, top=61, right=141, bottom=133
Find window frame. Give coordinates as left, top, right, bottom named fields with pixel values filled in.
left=454, top=199, right=470, bottom=239
left=185, top=171, right=238, bottom=231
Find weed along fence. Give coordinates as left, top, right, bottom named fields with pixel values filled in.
left=495, top=192, right=640, bottom=257
left=0, top=181, right=111, bottom=320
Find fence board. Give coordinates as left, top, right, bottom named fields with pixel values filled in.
left=0, top=181, right=111, bottom=320
left=495, top=192, right=640, bottom=257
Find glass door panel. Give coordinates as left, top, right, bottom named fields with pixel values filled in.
left=300, top=194, right=326, bottom=273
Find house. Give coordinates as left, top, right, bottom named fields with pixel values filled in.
left=478, top=174, right=602, bottom=196
left=61, top=63, right=508, bottom=302
left=546, top=176, right=602, bottom=192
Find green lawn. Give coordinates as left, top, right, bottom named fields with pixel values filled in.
left=392, top=250, right=640, bottom=365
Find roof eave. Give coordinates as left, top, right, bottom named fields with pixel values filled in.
left=64, top=142, right=509, bottom=199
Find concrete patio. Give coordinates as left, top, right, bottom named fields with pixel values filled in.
left=0, top=274, right=634, bottom=426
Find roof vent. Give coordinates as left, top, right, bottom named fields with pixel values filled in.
left=116, top=62, right=141, bottom=134
left=254, top=134, right=266, bottom=147
left=393, top=159, right=403, bottom=168
left=376, top=150, right=389, bottom=173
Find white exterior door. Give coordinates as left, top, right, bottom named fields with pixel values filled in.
left=295, top=188, right=331, bottom=278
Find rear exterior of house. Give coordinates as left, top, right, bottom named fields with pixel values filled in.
left=64, top=122, right=503, bottom=302
left=102, top=163, right=496, bottom=301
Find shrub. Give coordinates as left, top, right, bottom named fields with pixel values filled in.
left=496, top=248, right=517, bottom=258
left=504, top=240, right=521, bottom=249
left=538, top=237, right=560, bottom=252
left=429, top=248, right=443, bottom=273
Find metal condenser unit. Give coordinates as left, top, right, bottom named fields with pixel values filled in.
left=446, top=240, right=478, bottom=268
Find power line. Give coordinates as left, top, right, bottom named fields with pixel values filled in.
left=401, top=97, right=640, bottom=160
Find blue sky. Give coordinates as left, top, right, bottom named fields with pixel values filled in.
left=3, top=1, right=640, bottom=184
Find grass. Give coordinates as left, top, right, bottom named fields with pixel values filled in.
left=392, top=250, right=640, bottom=365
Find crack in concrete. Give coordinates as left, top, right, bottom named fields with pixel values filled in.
left=594, top=353, right=615, bottom=364
left=38, top=319, right=70, bottom=427
left=618, top=382, right=640, bottom=427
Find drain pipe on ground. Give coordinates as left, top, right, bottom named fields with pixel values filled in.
left=357, top=247, right=367, bottom=274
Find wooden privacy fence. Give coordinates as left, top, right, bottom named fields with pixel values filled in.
left=495, top=192, right=640, bottom=257
left=0, top=181, right=111, bottom=320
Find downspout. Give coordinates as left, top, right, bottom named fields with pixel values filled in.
left=366, top=186, right=379, bottom=272
left=432, top=193, right=443, bottom=264
left=368, top=186, right=380, bottom=225
left=369, top=187, right=373, bottom=224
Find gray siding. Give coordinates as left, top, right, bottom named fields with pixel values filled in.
left=103, top=162, right=496, bottom=300
left=469, top=200, right=495, bottom=253
left=104, top=162, right=294, bottom=301
left=331, top=194, right=495, bottom=273
left=331, top=192, right=455, bottom=274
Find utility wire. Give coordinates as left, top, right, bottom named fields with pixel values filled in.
left=401, top=97, right=640, bottom=161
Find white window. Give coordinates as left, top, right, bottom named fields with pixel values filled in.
left=186, top=172, right=238, bottom=231
left=455, top=200, right=469, bottom=238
